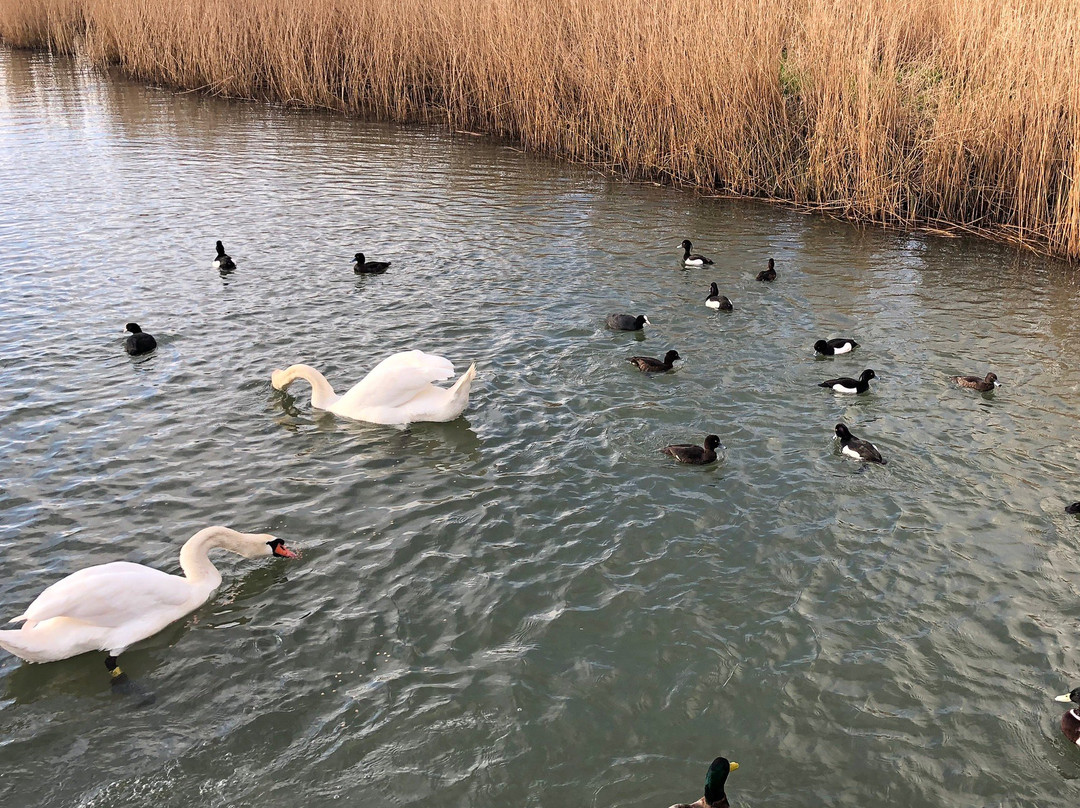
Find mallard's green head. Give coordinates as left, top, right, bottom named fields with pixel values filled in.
left=703, top=756, right=739, bottom=804
left=1054, top=687, right=1080, bottom=705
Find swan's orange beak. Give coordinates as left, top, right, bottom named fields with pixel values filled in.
left=272, top=541, right=300, bottom=559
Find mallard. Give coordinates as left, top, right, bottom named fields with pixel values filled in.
left=669, top=756, right=740, bottom=808
left=1054, top=688, right=1080, bottom=746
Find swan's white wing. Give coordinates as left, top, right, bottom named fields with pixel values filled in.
left=20, top=562, right=191, bottom=628
left=337, top=350, right=456, bottom=410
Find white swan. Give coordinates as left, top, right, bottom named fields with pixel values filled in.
left=271, top=350, right=477, bottom=425
left=0, top=527, right=298, bottom=673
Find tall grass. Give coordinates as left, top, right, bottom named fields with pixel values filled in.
left=3, top=0, right=1079, bottom=258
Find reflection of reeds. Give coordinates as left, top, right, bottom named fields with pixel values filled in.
left=3, top=0, right=1078, bottom=258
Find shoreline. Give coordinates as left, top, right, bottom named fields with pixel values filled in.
left=2, top=0, right=1076, bottom=261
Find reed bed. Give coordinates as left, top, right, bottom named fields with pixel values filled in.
left=3, top=0, right=1079, bottom=258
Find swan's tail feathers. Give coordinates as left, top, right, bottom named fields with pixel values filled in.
left=0, top=619, right=106, bottom=663
left=0, top=628, right=44, bottom=662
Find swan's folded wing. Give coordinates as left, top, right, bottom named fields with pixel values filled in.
left=337, top=350, right=457, bottom=410
left=21, top=562, right=191, bottom=628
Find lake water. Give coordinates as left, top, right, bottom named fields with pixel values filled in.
left=2, top=46, right=1080, bottom=808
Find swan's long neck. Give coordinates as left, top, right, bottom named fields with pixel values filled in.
left=278, top=364, right=339, bottom=409
left=178, top=527, right=239, bottom=594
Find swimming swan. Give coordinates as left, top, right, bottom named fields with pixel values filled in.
left=272, top=350, right=477, bottom=425
left=0, top=527, right=298, bottom=674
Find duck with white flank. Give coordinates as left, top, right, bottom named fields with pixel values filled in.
left=124, top=323, right=157, bottom=356
left=627, top=350, right=680, bottom=373
left=834, top=423, right=886, bottom=464
left=668, top=757, right=739, bottom=808
left=705, top=283, right=733, bottom=310
left=814, top=338, right=858, bottom=356
left=606, top=313, right=650, bottom=331
left=1055, top=688, right=1080, bottom=746
left=681, top=239, right=714, bottom=266
left=756, top=258, right=776, bottom=282
left=353, top=252, right=391, bottom=274
left=819, top=368, right=876, bottom=394
left=272, top=350, right=476, bottom=425
left=213, top=240, right=236, bottom=271
left=951, top=372, right=998, bottom=392
left=661, top=435, right=723, bottom=465
left=0, top=527, right=298, bottom=689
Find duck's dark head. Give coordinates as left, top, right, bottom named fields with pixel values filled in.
left=709, top=282, right=719, bottom=295
left=813, top=339, right=828, bottom=353
left=1066, top=502, right=1080, bottom=514
left=681, top=239, right=693, bottom=251
left=125, top=322, right=142, bottom=334
left=215, top=240, right=226, bottom=255
left=703, top=756, right=739, bottom=804
left=664, top=350, right=681, bottom=364
left=768, top=257, right=774, bottom=270
left=1055, top=688, right=1080, bottom=705
left=985, top=372, right=998, bottom=384
left=834, top=423, right=852, bottom=439
left=704, top=434, right=722, bottom=451
left=637, top=315, right=651, bottom=328
left=354, top=252, right=365, bottom=263
left=861, top=369, right=877, bottom=381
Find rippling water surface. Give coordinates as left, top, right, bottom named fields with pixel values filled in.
left=2, top=47, right=1080, bottom=807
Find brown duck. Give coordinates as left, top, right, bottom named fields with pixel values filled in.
left=661, top=435, right=723, bottom=465
left=627, top=350, right=680, bottom=373
left=951, top=372, right=998, bottom=392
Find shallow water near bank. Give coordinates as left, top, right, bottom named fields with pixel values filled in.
left=1, top=46, right=1080, bottom=807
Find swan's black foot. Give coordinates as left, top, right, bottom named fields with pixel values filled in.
left=105, top=655, right=156, bottom=707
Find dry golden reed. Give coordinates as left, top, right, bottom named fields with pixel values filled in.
left=3, top=0, right=1079, bottom=258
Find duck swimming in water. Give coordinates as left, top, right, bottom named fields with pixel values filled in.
left=819, top=369, right=876, bottom=394
left=681, top=240, right=714, bottom=266
left=668, top=756, right=740, bottom=808
left=705, top=283, right=733, bottom=310
left=661, top=435, right=723, bottom=465
left=124, top=323, right=157, bottom=356
left=627, top=350, right=680, bottom=373
left=1055, top=688, right=1080, bottom=747
left=951, top=372, right=998, bottom=392
left=213, top=240, right=235, bottom=271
